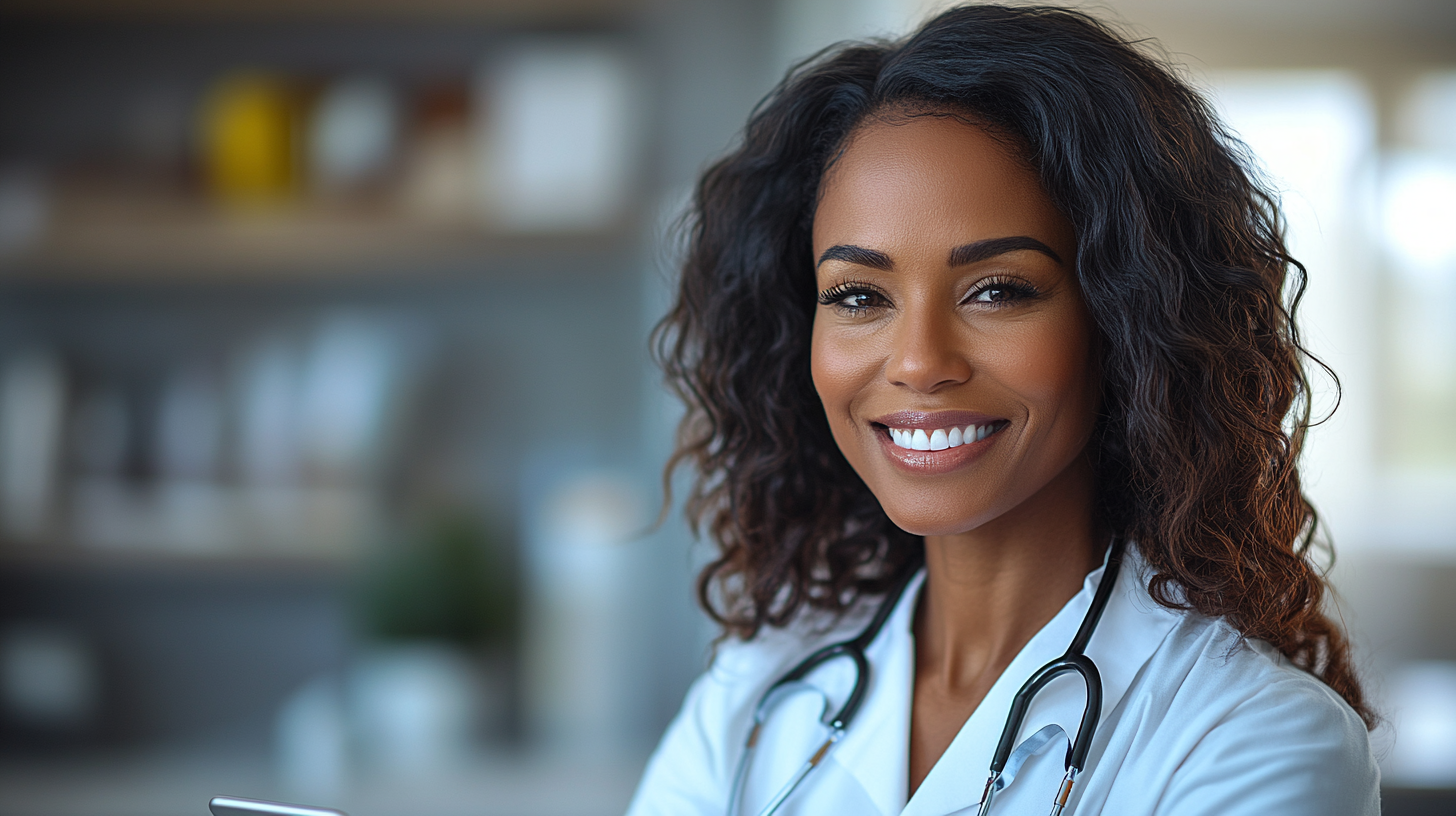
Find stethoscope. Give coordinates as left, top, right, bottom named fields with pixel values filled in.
left=727, top=537, right=1126, bottom=816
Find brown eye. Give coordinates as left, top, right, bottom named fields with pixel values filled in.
left=817, top=283, right=890, bottom=314
left=967, top=278, right=1040, bottom=306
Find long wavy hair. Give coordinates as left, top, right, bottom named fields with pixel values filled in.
left=653, top=4, right=1372, bottom=726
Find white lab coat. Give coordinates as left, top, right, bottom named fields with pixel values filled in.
left=626, top=548, right=1380, bottom=816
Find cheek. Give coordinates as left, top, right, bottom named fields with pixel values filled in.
left=994, top=313, right=1098, bottom=435
left=810, top=322, right=874, bottom=418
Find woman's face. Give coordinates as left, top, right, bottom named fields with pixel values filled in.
left=810, top=114, right=1098, bottom=537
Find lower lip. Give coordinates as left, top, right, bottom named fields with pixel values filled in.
left=875, top=426, right=1004, bottom=474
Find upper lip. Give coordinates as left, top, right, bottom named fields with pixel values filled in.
left=869, top=410, right=1005, bottom=430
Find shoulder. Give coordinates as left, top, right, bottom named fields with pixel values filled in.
left=1154, top=612, right=1368, bottom=734
left=625, top=604, right=870, bottom=816
left=1135, top=612, right=1379, bottom=816
left=1119, top=559, right=1370, bottom=746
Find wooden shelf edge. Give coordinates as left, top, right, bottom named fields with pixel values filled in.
left=0, top=542, right=355, bottom=579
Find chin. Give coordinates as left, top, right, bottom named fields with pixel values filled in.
left=876, top=492, right=992, bottom=538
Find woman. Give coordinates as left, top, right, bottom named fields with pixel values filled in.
left=630, top=5, right=1379, bottom=815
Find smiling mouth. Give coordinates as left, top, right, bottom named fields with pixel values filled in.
left=884, top=420, right=1009, bottom=451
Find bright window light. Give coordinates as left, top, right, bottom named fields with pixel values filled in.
left=1206, top=71, right=1380, bottom=543
left=1382, top=155, right=1456, bottom=274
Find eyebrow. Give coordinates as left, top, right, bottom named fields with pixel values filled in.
left=949, top=236, right=1062, bottom=266
left=816, top=236, right=1062, bottom=270
left=816, top=244, right=892, bottom=270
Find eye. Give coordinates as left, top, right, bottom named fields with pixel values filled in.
left=817, top=282, right=889, bottom=316
left=966, top=277, right=1040, bottom=306
left=837, top=292, right=878, bottom=310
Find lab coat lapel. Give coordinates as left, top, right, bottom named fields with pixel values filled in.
left=901, top=548, right=1179, bottom=816
left=829, top=571, right=925, bottom=816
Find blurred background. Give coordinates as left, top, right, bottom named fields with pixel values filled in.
left=0, top=0, right=1450, bottom=814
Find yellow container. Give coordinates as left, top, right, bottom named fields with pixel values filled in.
left=199, top=72, right=300, bottom=206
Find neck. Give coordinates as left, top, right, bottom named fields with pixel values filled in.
left=914, top=456, right=1103, bottom=692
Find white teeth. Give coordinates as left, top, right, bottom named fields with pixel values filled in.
left=888, top=421, right=1002, bottom=451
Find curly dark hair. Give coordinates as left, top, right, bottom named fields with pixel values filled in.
left=653, top=3, right=1373, bottom=727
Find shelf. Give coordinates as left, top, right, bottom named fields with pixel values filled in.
left=0, top=542, right=353, bottom=581
left=0, top=0, right=645, bottom=23
left=0, top=177, right=638, bottom=285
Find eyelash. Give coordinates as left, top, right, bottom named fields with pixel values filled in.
left=815, top=276, right=1041, bottom=315
left=816, top=280, right=888, bottom=313
left=965, top=276, right=1041, bottom=305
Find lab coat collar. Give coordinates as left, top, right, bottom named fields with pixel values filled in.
left=826, top=568, right=926, bottom=816
left=829, top=546, right=1180, bottom=816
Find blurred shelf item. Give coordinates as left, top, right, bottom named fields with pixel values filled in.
left=0, top=0, right=645, bottom=23
left=0, top=175, right=634, bottom=284
left=0, top=747, right=648, bottom=816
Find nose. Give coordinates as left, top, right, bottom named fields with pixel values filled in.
left=884, top=304, right=972, bottom=393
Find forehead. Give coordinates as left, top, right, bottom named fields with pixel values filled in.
left=812, top=114, right=1068, bottom=255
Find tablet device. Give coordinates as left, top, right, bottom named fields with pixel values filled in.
left=209, top=796, right=349, bottom=816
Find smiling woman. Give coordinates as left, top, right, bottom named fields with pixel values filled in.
left=633, top=5, right=1379, bottom=816
left=811, top=115, right=1094, bottom=538
left=810, top=117, right=1111, bottom=795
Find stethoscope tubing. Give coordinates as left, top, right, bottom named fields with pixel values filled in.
left=979, top=536, right=1125, bottom=814
left=732, top=537, right=1125, bottom=816
left=729, top=563, right=921, bottom=816
left=758, top=564, right=919, bottom=731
